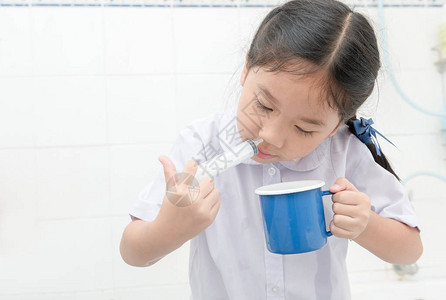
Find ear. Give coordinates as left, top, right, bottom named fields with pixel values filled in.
left=328, top=121, right=343, bottom=137
left=240, top=55, right=249, bottom=87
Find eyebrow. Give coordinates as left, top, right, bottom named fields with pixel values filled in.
left=257, top=84, right=326, bottom=127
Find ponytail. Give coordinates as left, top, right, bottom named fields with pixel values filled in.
left=346, top=117, right=400, bottom=181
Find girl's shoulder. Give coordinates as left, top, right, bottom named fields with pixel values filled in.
left=328, top=124, right=376, bottom=173
left=331, top=124, right=372, bottom=158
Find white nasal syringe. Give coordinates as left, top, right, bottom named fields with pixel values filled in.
left=194, top=138, right=263, bottom=183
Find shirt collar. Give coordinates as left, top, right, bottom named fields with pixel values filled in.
left=217, top=105, right=330, bottom=171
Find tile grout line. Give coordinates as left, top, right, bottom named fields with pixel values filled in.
left=100, top=2, right=118, bottom=297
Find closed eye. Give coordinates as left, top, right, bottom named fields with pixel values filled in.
left=255, top=95, right=314, bottom=137
left=254, top=96, right=273, bottom=111
left=295, top=126, right=314, bottom=136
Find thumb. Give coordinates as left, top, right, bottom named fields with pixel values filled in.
left=330, top=177, right=358, bottom=193
left=158, top=155, right=178, bottom=190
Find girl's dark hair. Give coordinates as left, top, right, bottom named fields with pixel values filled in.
left=245, top=0, right=399, bottom=180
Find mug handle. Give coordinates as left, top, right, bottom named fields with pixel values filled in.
left=322, top=190, right=334, bottom=237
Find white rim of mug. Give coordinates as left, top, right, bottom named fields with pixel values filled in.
left=254, top=180, right=325, bottom=196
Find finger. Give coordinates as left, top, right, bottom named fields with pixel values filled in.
left=330, top=177, right=358, bottom=193
left=174, top=173, right=212, bottom=206
left=159, top=155, right=178, bottom=191
left=209, top=195, right=221, bottom=220
left=329, top=221, right=355, bottom=239
left=198, top=177, right=215, bottom=200
left=167, top=190, right=193, bottom=207
left=331, top=191, right=362, bottom=205
left=332, top=202, right=357, bottom=217
left=165, top=183, right=195, bottom=207
left=178, top=160, right=199, bottom=187
left=204, top=187, right=219, bottom=210
left=332, top=214, right=355, bottom=231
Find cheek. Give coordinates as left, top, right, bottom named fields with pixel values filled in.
left=237, top=100, right=265, bottom=132
left=287, top=136, right=323, bottom=159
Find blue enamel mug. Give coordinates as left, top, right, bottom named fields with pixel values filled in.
left=255, top=180, right=333, bottom=254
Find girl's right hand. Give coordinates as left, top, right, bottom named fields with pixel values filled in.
left=154, top=155, right=221, bottom=243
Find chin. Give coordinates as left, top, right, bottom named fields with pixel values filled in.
left=251, top=156, right=280, bottom=164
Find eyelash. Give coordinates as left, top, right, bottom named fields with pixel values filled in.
left=254, top=96, right=314, bottom=137
left=254, top=96, right=273, bottom=112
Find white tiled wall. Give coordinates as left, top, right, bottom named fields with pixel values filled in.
left=0, top=1, right=445, bottom=299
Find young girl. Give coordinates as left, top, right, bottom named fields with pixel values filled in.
left=120, top=0, right=423, bottom=298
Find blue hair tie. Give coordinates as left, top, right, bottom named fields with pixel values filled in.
left=351, top=117, right=396, bottom=156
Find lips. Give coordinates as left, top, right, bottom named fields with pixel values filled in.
left=256, top=147, right=277, bottom=159
left=258, top=147, right=273, bottom=155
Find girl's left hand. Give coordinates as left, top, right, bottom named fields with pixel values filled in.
left=329, top=177, right=371, bottom=240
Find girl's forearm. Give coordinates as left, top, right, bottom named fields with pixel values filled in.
left=353, top=211, right=423, bottom=265
left=120, top=219, right=185, bottom=267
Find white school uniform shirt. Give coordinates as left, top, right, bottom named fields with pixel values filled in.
left=130, top=105, right=418, bottom=300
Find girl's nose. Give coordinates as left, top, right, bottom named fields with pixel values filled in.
left=258, top=117, right=287, bottom=149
